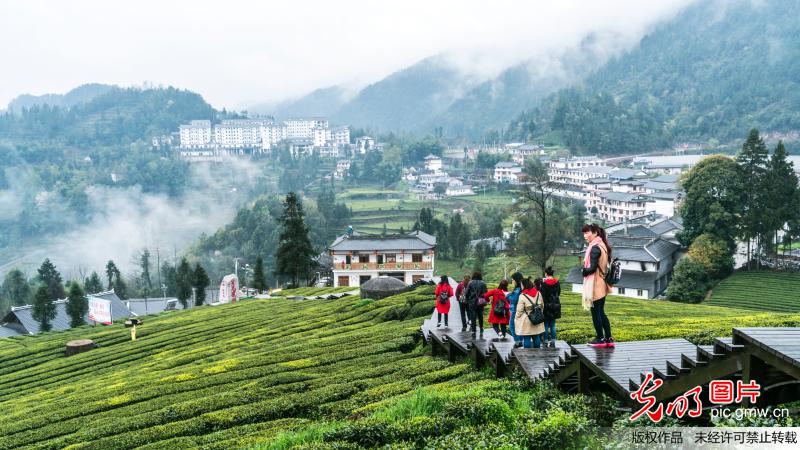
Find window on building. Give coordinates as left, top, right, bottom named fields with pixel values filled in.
left=376, top=255, right=384, bottom=264
left=412, top=275, right=424, bottom=283
left=637, top=289, right=644, bottom=297
left=412, top=253, right=423, bottom=263
left=640, top=262, right=647, bottom=271
left=338, top=276, right=349, bottom=287
left=345, top=255, right=351, bottom=265
left=359, top=254, right=369, bottom=263
left=618, top=287, right=626, bottom=295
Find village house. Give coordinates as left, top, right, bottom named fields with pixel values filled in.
left=335, top=160, right=351, bottom=179
left=566, top=231, right=682, bottom=299
left=0, top=290, right=132, bottom=337
left=424, top=154, right=443, bottom=173
left=493, top=161, right=523, bottom=184
left=328, top=230, right=436, bottom=287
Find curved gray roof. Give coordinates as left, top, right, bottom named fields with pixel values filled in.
left=329, top=230, right=436, bottom=251
left=361, top=276, right=408, bottom=291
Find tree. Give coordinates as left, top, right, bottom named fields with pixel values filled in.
left=666, top=257, right=711, bottom=304
left=65, top=282, right=87, bottom=328
left=766, top=141, right=800, bottom=255
left=161, top=261, right=177, bottom=297
left=176, top=257, right=192, bottom=308
left=687, top=233, right=734, bottom=280
left=276, top=192, right=316, bottom=287
left=473, top=241, right=490, bottom=273
left=139, top=248, right=152, bottom=296
left=2, top=269, right=32, bottom=309
left=678, top=155, right=743, bottom=251
left=192, top=263, right=210, bottom=306
left=113, top=273, right=128, bottom=300
left=84, top=271, right=103, bottom=294
left=37, top=259, right=65, bottom=301
left=105, top=260, right=118, bottom=290
left=447, top=213, right=470, bottom=259
left=514, top=158, right=568, bottom=273
left=32, top=285, right=57, bottom=332
left=418, top=208, right=434, bottom=234
left=252, top=256, right=267, bottom=293
left=736, top=129, right=770, bottom=268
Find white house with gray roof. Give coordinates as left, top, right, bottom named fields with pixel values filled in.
left=328, top=230, right=436, bottom=287
left=0, top=290, right=132, bottom=336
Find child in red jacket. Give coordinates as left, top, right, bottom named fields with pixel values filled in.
left=434, top=275, right=454, bottom=327
left=485, top=279, right=510, bottom=339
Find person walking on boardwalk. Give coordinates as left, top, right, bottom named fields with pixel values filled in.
left=434, top=275, right=454, bottom=328
left=455, top=275, right=471, bottom=331
left=464, top=271, right=488, bottom=337
left=514, top=277, right=545, bottom=348
left=582, top=223, right=615, bottom=348
left=506, top=272, right=524, bottom=347
left=485, top=279, right=510, bottom=340
left=539, top=266, right=562, bottom=348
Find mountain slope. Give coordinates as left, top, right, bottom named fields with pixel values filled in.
left=331, top=55, right=480, bottom=133
left=6, top=83, right=115, bottom=111
left=250, top=85, right=352, bottom=120
left=506, top=0, right=800, bottom=151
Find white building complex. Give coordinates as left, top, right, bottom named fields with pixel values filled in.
left=329, top=231, right=436, bottom=287
left=177, top=117, right=350, bottom=157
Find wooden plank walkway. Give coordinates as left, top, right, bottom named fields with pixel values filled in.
left=419, top=291, right=800, bottom=408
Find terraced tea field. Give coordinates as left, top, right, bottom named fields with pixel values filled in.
left=705, top=270, right=800, bottom=312
left=2, top=287, right=798, bottom=448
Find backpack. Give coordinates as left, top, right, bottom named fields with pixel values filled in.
left=492, top=295, right=506, bottom=318
left=457, top=284, right=467, bottom=304
left=523, top=293, right=544, bottom=326
left=605, top=258, right=622, bottom=286
left=438, top=289, right=449, bottom=305
left=546, top=291, right=562, bottom=319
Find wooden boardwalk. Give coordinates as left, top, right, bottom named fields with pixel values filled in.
left=421, top=316, right=800, bottom=408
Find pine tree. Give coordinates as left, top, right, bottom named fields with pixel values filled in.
left=66, top=282, right=88, bottom=328
left=252, top=256, right=267, bottom=293
left=766, top=141, right=800, bottom=255
left=275, top=192, right=315, bottom=287
left=736, top=128, right=770, bottom=268
left=37, top=259, right=65, bottom=301
left=84, top=271, right=103, bottom=294
left=32, top=285, right=56, bottom=332
left=176, top=258, right=192, bottom=308
left=192, top=263, right=210, bottom=306
left=139, top=248, right=152, bottom=296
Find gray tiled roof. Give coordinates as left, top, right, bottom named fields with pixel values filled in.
left=329, top=230, right=436, bottom=251
left=610, top=225, right=659, bottom=238
left=643, top=180, right=677, bottom=191
left=566, top=266, right=659, bottom=290
left=598, top=191, right=649, bottom=203
left=652, top=174, right=679, bottom=183
left=646, top=192, right=679, bottom=200
left=649, top=218, right=683, bottom=235
left=0, top=326, right=21, bottom=338
left=1, top=290, right=133, bottom=335
left=574, top=235, right=680, bottom=263
left=608, top=168, right=643, bottom=180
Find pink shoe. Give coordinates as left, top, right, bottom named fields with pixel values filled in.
left=604, top=337, right=615, bottom=348
left=588, top=338, right=607, bottom=348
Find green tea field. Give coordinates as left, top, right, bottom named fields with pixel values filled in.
left=705, top=271, right=800, bottom=313
left=1, top=287, right=799, bottom=449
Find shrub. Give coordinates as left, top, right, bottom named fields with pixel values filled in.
left=666, top=257, right=711, bottom=303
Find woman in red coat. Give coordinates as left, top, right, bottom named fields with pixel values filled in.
left=485, top=279, right=510, bottom=339
left=434, top=275, right=454, bottom=328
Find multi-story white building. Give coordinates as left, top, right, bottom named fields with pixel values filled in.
left=313, top=127, right=333, bottom=147
left=424, top=154, right=443, bottom=172
left=592, top=191, right=650, bottom=223
left=355, top=136, right=375, bottom=153
left=332, top=126, right=350, bottom=146
left=335, top=160, right=351, bottom=179
left=548, top=164, right=614, bottom=189
left=285, top=118, right=328, bottom=139
left=329, top=230, right=436, bottom=287
left=214, top=120, right=269, bottom=148
left=494, top=162, right=523, bottom=184
left=179, top=120, right=212, bottom=148
left=260, top=123, right=287, bottom=149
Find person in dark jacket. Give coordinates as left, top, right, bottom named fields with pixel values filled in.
left=455, top=275, right=471, bottom=331
left=539, top=266, right=561, bottom=348
left=581, top=223, right=614, bottom=348
left=463, top=271, right=488, bottom=336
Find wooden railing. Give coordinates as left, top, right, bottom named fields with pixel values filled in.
left=337, top=262, right=432, bottom=270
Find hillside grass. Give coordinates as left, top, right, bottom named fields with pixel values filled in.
left=2, top=287, right=798, bottom=448
left=705, top=270, right=800, bottom=313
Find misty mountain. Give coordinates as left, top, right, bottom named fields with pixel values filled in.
left=330, top=55, right=482, bottom=133
left=506, top=0, right=800, bottom=152
left=6, top=83, right=115, bottom=111
left=250, top=85, right=352, bottom=120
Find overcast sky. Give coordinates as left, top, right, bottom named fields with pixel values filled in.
left=0, top=0, right=697, bottom=110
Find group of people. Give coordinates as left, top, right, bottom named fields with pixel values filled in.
left=433, top=223, right=615, bottom=349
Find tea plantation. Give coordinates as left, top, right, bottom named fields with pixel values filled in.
left=1, top=288, right=799, bottom=449
left=705, top=271, right=800, bottom=313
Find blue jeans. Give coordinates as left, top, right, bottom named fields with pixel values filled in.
left=521, top=334, right=542, bottom=348
left=509, top=303, right=520, bottom=343
left=543, top=319, right=557, bottom=341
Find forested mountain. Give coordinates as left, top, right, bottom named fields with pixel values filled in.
left=250, top=85, right=353, bottom=120
left=331, top=55, right=481, bottom=132
left=6, top=83, right=114, bottom=111
left=506, top=0, right=800, bottom=153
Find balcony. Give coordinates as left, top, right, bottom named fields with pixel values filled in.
left=335, top=262, right=433, bottom=271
